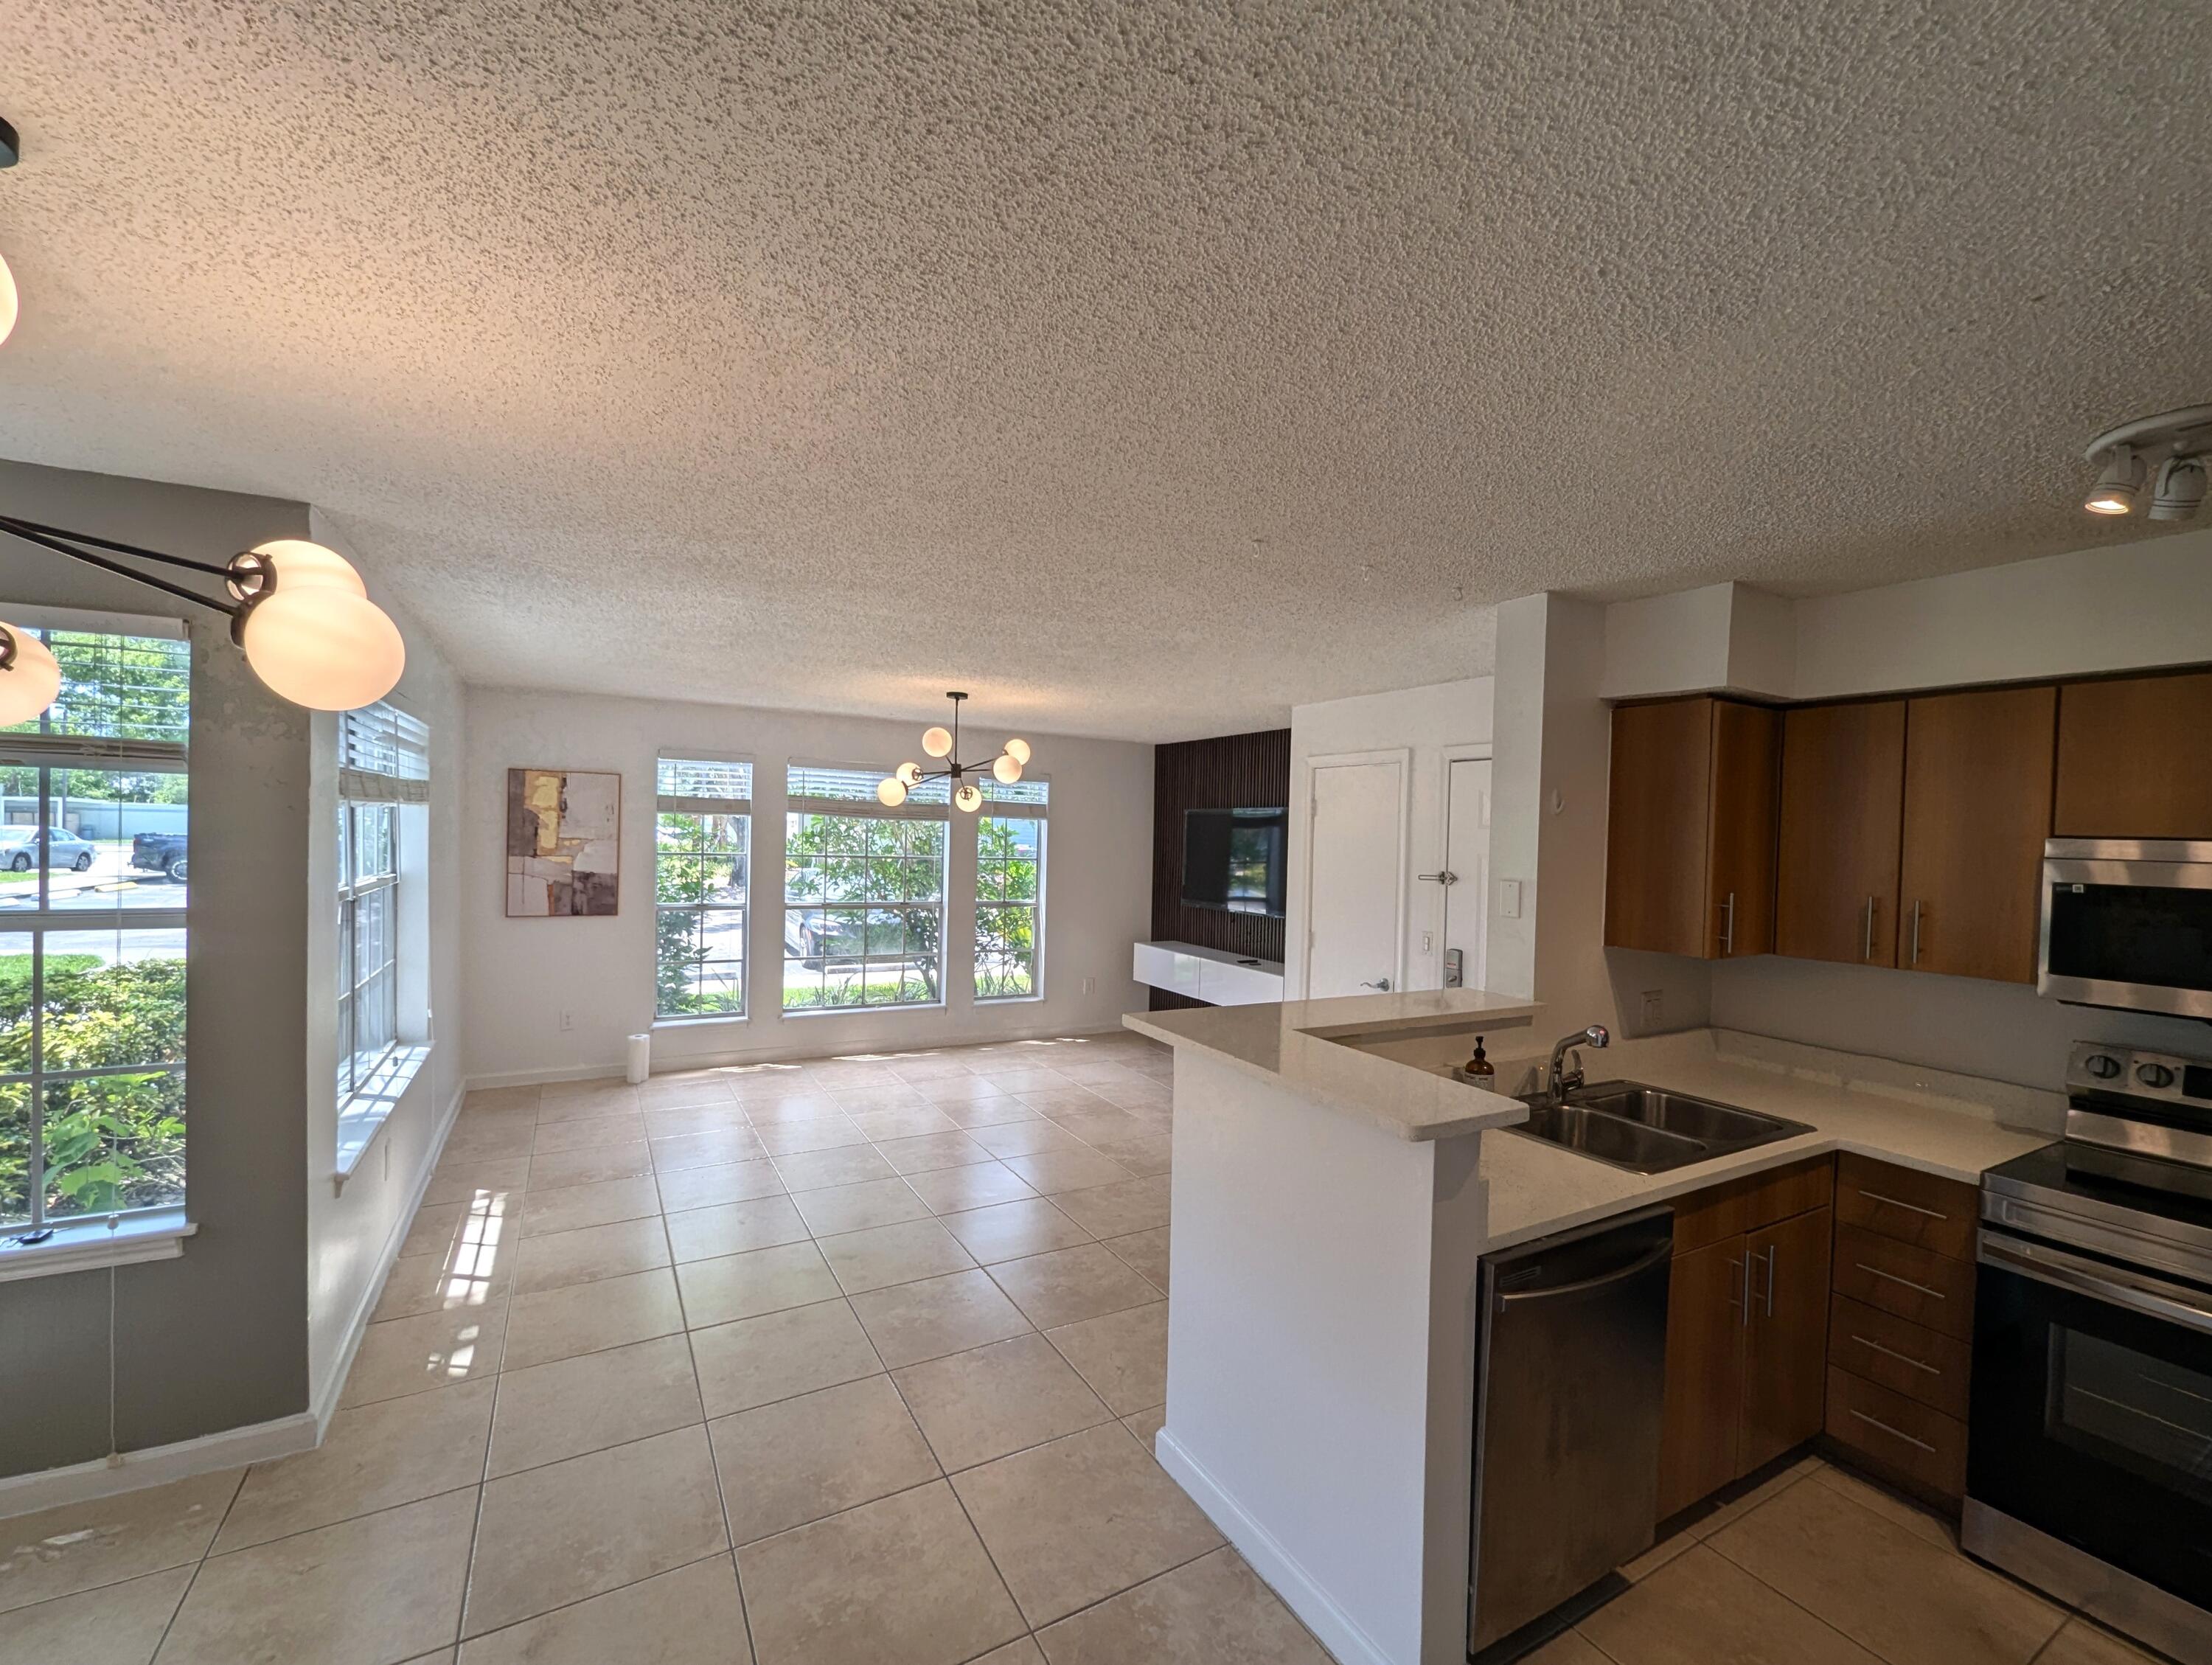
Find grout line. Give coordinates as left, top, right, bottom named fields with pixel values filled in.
left=145, top=1464, right=248, bottom=1660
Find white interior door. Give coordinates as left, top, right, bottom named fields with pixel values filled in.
left=1304, top=757, right=1407, bottom=998
left=1443, top=757, right=1492, bottom=992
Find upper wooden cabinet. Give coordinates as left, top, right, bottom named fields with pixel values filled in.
left=1898, top=685, right=2057, bottom=984
left=1605, top=697, right=1781, bottom=959
left=2055, top=671, right=2212, bottom=838
left=1776, top=701, right=1907, bottom=967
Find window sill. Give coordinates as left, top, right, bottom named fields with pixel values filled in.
left=334, top=1043, right=435, bottom=1192
left=0, top=1208, right=196, bottom=1284
left=977, top=993, right=1046, bottom=1006
left=782, top=1001, right=948, bottom=1018
left=652, top=1013, right=749, bottom=1031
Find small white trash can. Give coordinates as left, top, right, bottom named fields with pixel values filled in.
left=625, top=1032, right=650, bottom=1085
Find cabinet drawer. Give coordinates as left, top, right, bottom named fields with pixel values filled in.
left=1826, top=1367, right=1966, bottom=1501
left=1674, top=1156, right=1836, bottom=1254
left=1835, top=1154, right=1977, bottom=1259
left=1831, top=1224, right=1976, bottom=1340
left=1828, top=1294, right=1971, bottom=1419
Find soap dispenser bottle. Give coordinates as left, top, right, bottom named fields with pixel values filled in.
left=1464, top=1037, right=1495, bottom=1085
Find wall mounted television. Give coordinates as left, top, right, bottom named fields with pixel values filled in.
left=1182, top=807, right=1289, bottom=918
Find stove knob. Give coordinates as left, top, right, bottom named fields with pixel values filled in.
left=2138, top=1062, right=2177, bottom=1090
left=2084, top=1053, right=2124, bottom=1080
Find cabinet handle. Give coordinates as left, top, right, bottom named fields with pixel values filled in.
left=1848, top=1333, right=1943, bottom=1376
left=1849, top=1408, right=1938, bottom=1454
left=1909, top=900, right=1923, bottom=966
left=1863, top=896, right=1876, bottom=962
left=1854, top=1262, right=1946, bottom=1301
left=1856, top=1189, right=1949, bottom=1223
left=1764, top=1243, right=1777, bottom=1317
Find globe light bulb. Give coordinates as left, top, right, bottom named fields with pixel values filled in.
left=895, top=760, right=923, bottom=788
left=0, top=625, right=61, bottom=723
left=922, top=726, right=953, bottom=759
left=231, top=538, right=369, bottom=602
left=1004, top=737, right=1031, bottom=765
left=877, top=777, right=909, bottom=807
left=2083, top=448, right=2142, bottom=516
left=0, top=251, right=18, bottom=350
left=992, top=754, right=1023, bottom=783
left=240, top=588, right=406, bottom=710
left=954, top=782, right=982, bottom=813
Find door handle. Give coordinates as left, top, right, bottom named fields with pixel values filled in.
left=1360, top=978, right=1392, bottom=991
left=1416, top=871, right=1458, bottom=886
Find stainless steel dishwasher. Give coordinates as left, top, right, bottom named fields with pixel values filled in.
left=1468, top=1206, right=1673, bottom=1658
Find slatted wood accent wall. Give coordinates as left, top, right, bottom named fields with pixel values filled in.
left=1150, top=728, right=1292, bottom=1009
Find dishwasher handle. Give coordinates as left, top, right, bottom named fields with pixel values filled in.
left=1498, top=1237, right=1673, bottom=1306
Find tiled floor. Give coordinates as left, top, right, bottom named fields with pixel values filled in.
left=1534, top=1456, right=2168, bottom=1665
left=0, top=1031, right=1334, bottom=1665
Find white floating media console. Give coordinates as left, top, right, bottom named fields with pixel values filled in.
left=1132, top=939, right=1286, bottom=1006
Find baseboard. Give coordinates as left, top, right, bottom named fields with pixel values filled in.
left=1155, top=1428, right=1398, bottom=1665
left=309, top=1076, right=468, bottom=1433
left=0, top=1411, right=319, bottom=1520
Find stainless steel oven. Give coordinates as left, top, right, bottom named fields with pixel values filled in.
left=2040, top=838, right=2212, bottom=1019
left=1969, top=1042, right=2212, bottom=1665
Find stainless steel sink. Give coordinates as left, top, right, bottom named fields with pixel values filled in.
left=1506, top=1080, right=1813, bottom=1173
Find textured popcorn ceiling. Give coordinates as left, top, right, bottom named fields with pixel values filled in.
left=2, top=4, right=2208, bottom=740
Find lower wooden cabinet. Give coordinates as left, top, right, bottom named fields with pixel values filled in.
left=1826, top=1366, right=1967, bottom=1499
left=1656, top=1239, right=1746, bottom=1518
left=1739, top=1206, right=1834, bottom=1473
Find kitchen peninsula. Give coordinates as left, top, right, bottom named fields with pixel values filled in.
left=1126, top=990, right=2055, bottom=1665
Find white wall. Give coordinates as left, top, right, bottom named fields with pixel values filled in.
left=462, top=688, right=1152, bottom=1082
left=1286, top=677, right=1493, bottom=997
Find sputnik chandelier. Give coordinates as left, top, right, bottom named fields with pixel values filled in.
left=2081, top=404, right=2211, bottom=523
left=879, top=692, right=1032, bottom=813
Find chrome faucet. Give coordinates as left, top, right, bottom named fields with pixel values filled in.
left=1545, top=1025, right=1610, bottom=1100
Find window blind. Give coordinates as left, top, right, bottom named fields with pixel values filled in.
left=787, top=763, right=951, bottom=818
left=338, top=702, right=430, bottom=803
left=657, top=755, right=752, bottom=812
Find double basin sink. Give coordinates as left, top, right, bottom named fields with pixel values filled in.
left=1509, top=1081, right=1813, bottom=1173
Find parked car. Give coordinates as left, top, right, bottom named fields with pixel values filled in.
left=130, top=831, right=189, bottom=882
left=0, top=826, right=97, bottom=872
left=784, top=912, right=824, bottom=970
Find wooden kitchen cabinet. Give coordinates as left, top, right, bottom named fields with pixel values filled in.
left=1897, top=685, right=2057, bottom=984
left=1606, top=697, right=1781, bottom=959
left=1776, top=700, right=1907, bottom=967
left=1655, top=1238, right=1746, bottom=1520
left=2054, top=670, right=2212, bottom=838
left=1739, top=1206, right=1834, bottom=1472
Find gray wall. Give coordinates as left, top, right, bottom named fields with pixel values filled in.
left=0, top=459, right=313, bottom=1476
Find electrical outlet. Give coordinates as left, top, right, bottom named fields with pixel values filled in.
left=1421, top=931, right=1433, bottom=955
left=1497, top=879, right=1522, bottom=920
left=1641, top=989, right=1663, bottom=1027
left=559, top=1010, right=574, bottom=1032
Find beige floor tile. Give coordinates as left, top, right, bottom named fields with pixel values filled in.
left=1580, top=1544, right=1879, bottom=1665
left=677, top=1240, right=843, bottom=1327
left=372, top=1240, right=515, bottom=1322
left=689, top=1299, right=885, bottom=1417
left=398, top=1200, right=473, bottom=1261
left=462, top=1084, right=542, bottom=1116
left=999, top=1150, right=1133, bottom=1196
left=2037, top=1618, right=2168, bottom=1665
left=953, top=1422, right=1221, bottom=1627
left=1517, top=1628, right=1613, bottom=1665
left=981, top=1068, right=1069, bottom=1096
left=443, top=1119, right=538, bottom=1161
left=1050, top=1175, right=1169, bottom=1240
left=0, top=1565, right=190, bottom=1665
left=834, top=1083, right=930, bottom=1113
left=941, top=1198, right=1093, bottom=1263
left=1705, top=1473, right=2062, bottom=1665
left=160, top=1489, right=476, bottom=1665
left=893, top=1332, right=1114, bottom=1473
left=487, top=1332, right=703, bottom=1476
left=643, top=1102, right=751, bottom=1140
left=655, top=1158, right=787, bottom=1213
left=341, top=1303, right=507, bottom=1406
left=1046, top=1301, right=1169, bottom=1415
left=740, top=1091, right=849, bottom=1123
left=516, top=1174, right=661, bottom=1237
left=727, top=1072, right=821, bottom=1105
left=1093, top=1133, right=1172, bottom=1177
left=456, top=1554, right=748, bottom=1665
left=750, top=1116, right=869, bottom=1156
left=526, top=1140, right=653, bottom=1191
left=849, top=1268, right=1034, bottom=1369
left=1034, top=1545, right=1330, bottom=1664
left=1686, top=1454, right=1822, bottom=1539
left=510, top=1214, right=671, bottom=1296
left=888, top=1054, right=977, bottom=1081
left=1019, top=1087, right=1118, bottom=1119
left=903, top=1160, right=1040, bottom=1214
left=537, top=1080, right=639, bottom=1122
left=1045, top=1107, right=1150, bottom=1144
left=872, top=1131, right=993, bottom=1174
left=708, top=1374, right=941, bottom=1543
left=913, top=1075, right=1013, bottom=1105
left=1620, top=1522, right=1697, bottom=1582
left=788, top=1176, right=931, bottom=1236
left=466, top=1425, right=727, bottom=1637
left=817, top=1217, right=976, bottom=1295
left=422, top=1156, right=531, bottom=1209
left=969, top=1120, right=1092, bottom=1159
left=667, top=1195, right=810, bottom=1262
left=636, top=1073, right=737, bottom=1110
left=218, top=1378, right=495, bottom=1551
left=771, top=1142, right=897, bottom=1192
left=989, top=1243, right=1162, bottom=1330
left=1100, top=1226, right=1169, bottom=1293
left=971, top=1641, right=1047, bottom=1665
left=1808, top=1462, right=1961, bottom=1551
left=651, top=1126, right=770, bottom=1172
left=502, top=1266, right=686, bottom=1369
left=736, top=1481, right=1024, bottom=1665
left=1121, top=1404, right=1166, bottom=1453
left=852, top=1107, right=964, bottom=1141
left=531, top=1113, right=649, bottom=1153
left=940, top=1098, right=1046, bottom=1129
left=0, top=1470, right=237, bottom=1615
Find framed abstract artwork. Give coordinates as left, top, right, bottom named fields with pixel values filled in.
left=506, top=767, right=621, bottom=917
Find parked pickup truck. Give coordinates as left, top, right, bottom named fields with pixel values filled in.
left=130, top=832, right=188, bottom=882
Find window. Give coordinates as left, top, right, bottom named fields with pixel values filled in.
left=337, top=702, right=426, bottom=1105
left=0, top=626, right=190, bottom=1234
left=655, top=757, right=751, bottom=1019
left=977, top=776, right=1047, bottom=1000
left=785, top=765, right=948, bottom=1010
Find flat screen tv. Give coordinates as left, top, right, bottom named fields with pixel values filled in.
left=1182, top=807, right=1288, bottom=918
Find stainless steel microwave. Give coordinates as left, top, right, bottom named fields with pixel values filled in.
left=2040, top=839, right=2212, bottom=1020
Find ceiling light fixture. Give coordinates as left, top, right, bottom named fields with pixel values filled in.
left=2082, top=406, right=2212, bottom=521
left=0, top=516, right=406, bottom=715
left=880, top=692, right=1031, bottom=813
left=0, top=116, right=20, bottom=350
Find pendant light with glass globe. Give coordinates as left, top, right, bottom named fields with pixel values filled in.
left=879, top=692, right=1032, bottom=812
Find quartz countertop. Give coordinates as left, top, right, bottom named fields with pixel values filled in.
left=1122, top=987, right=1542, bottom=1141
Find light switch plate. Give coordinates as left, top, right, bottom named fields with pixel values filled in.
left=1497, top=879, right=1522, bottom=920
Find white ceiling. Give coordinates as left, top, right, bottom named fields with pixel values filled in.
left=3, top=3, right=2208, bottom=741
